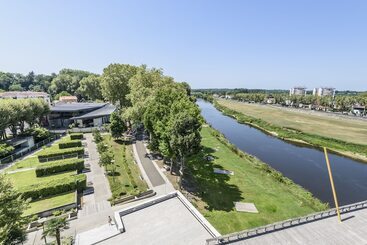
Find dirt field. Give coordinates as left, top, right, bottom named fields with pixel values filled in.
left=217, top=99, right=367, bottom=145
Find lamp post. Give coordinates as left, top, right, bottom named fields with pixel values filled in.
left=111, top=159, right=115, bottom=183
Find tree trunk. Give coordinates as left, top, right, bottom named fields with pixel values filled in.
left=56, top=229, right=61, bottom=245
left=170, top=158, right=174, bottom=175
left=179, top=155, right=185, bottom=189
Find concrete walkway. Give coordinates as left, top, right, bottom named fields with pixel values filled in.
left=134, top=138, right=165, bottom=187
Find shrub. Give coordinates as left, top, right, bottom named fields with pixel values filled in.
left=58, top=140, right=82, bottom=149
left=97, top=142, right=108, bottom=153
left=20, top=174, right=86, bottom=200
left=20, top=127, right=51, bottom=143
left=70, top=133, right=83, bottom=140
left=92, top=129, right=103, bottom=143
left=35, top=158, right=85, bottom=177
left=38, top=147, right=84, bottom=162
left=0, top=143, right=14, bottom=158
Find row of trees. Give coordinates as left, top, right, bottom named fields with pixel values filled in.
left=100, top=64, right=202, bottom=186
left=231, top=92, right=367, bottom=110
left=0, top=98, right=50, bottom=139
left=0, top=69, right=103, bottom=101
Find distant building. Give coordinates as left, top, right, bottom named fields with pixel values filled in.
left=0, top=91, right=51, bottom=105
left=290, top=87, right=306, bottom=96
left=265, top=95, right=276, bottom=104
left=59, top=96, right=78, bottom=103
left=48, top=102, right=116, bottom=128
left=313, top=87, right=335, bottom=97
left=352, top=105, right=366, bottom=116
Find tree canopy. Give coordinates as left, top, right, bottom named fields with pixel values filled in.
left=0, top=175, right=29, bottom=245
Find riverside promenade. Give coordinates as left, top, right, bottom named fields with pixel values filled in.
left=206, top=201, right=367, bottom=245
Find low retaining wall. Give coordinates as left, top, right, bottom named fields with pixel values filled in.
left=206, top=200, right=367, bottom=244
left=111, top=189, right=156, bottom=206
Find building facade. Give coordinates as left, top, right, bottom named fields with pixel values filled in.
left=313, top=87, right=335, bottom=97
left=0, top=91, right=51, bottom=105
left=289, top=87, right=307, bottom=96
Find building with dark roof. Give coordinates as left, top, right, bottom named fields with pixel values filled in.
left=48, top=102, right=116, bottom=128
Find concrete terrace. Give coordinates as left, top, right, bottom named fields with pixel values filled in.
left=76, top=192, right=220, bottom=245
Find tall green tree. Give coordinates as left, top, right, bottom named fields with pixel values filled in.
left=167, top=99, right=202, bottom=187
left=77, top=74, right=103, bottom=101
left=42, top=217, right=68, bottom=245
left=110, top=111, right=126, bottom=139
left=0, top=175, right=29, bottom=245
left=101, top=64, right=139, bottom=107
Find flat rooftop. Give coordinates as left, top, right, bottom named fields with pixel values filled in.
left=75, top=192, right=219, bottom=245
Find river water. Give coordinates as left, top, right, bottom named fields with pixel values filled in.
left=197, top=99, right=367, bottom=206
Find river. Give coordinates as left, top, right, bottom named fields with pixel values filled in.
left=197, top=99, right=367, bottom=206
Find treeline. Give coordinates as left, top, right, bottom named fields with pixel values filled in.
left=196, top=90, right=367, bottom=111
left=0, top=99, right=49, bottom=139
left=100, top=64, right=202, bottom=184
left=0, top=69, right=102, bottom=101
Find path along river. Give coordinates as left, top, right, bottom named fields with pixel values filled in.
left=197, top=99, right=367, bottom=206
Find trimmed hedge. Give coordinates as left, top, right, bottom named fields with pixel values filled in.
left=0, top=143, right=14, bottom=158
left=59, top=140, right=82, bottom=149
left=38, top=147, right=84, bottom=162
left=70, top=133, right=83, bottom=140
left=20, top=174, right=87, bottom=200
left=36, top=158, right=85, bottom=177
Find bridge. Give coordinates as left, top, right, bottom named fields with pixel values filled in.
left=206, top=200, right=367, bottom=244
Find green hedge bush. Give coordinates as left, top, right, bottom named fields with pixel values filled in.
left=58, top=140, right=82, bottom=149
left=38, top=147, right=84, bottom=162
left=20, top=174, right=86, bottom=200
left=36, top=158, right=85, bottom=177
left=70, top=133, right=83, bottom=140
left=0, top=143, right=14, bottom=158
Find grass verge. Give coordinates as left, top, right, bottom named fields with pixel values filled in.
left=23, top=191, right=76, bottom=216
left=186, top=126, right=327, bottom=234
left=102, top=135, right=147, bottom=199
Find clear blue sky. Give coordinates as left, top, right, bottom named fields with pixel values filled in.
left=1, top=0, right=366, bottom=90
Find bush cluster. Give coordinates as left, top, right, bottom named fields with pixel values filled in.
left=38, top=147, right=84, bottom=162
left=35, top=158, right=85, bottom=177
left=0, top=143, right=14, bottom=158
left=70, top=133, right=83, bottom=140
left=20, top=174, right=86, bottom=200
left=58, top=140, right=82, bottom=149
left=21, top=127, right=51, bottom=143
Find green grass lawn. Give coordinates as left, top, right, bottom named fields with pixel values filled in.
left=23, top=191, right=76, bottom=216
left=103, top=135, right=147, bottom=199
left=217, top=99, right=367, bottom=145
left=6, top=170, right=77, bottom=189
left=6, top=135, right=75, bottom=171
left=187, top=126, right=326, bottom=234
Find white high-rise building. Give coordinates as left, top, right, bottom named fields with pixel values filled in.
left=290, top=87, right=307, bottom=96
left=313, top=87, right=335, bottom=97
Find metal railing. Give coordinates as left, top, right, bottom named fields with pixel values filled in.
left=0, top=134, right=62, bottom=165
left=206, top=200, right=367, bottom=245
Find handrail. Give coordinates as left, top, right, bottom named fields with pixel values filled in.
left=206, top=200, right=367, bottom=244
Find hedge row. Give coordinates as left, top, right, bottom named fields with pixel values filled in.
left=70, top=133, right=83, bottom=140
left=59, top=140, right=82, bottom=149
left=36, top=158, right=85, bottom=177
left=20, top=174, right=87, bottom=200
left=38, top=147, right=85, bottom=162
left=0, top=143, right=14, bottom=158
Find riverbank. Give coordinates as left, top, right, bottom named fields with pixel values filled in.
left=185, top=126, right=327, bottom=234
left=214, top=100, right=367, bottom=163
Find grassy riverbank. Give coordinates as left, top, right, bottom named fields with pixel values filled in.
left=215, top=99, right=367, bottom=162
left=186, top=126, right=327, bottom=234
